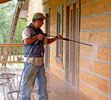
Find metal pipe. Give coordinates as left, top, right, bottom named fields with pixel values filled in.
left=47, top=34, right=92, bottom=47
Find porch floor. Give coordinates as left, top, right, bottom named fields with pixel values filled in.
left=0, top=65, right=90, bottom=100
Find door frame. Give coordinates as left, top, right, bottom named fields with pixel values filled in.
left=64, top=0, right=81, bottom=89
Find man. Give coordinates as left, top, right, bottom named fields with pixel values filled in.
left=21, top=13, right=62, bottom=100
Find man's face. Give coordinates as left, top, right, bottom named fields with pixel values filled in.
left=36, top=19, right=44, bottom=28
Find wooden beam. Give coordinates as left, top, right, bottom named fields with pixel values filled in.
left=0, top=0, right=11, bottom=4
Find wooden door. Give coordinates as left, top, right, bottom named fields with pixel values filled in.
left=65, top=2, right=79, bottom=88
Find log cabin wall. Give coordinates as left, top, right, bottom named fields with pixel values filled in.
left=80, top=0, right=111, bottom=100
left=27, top=0, right=111, bottom=100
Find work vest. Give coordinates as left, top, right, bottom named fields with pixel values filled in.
left=23, top=23, right=45, bottom=57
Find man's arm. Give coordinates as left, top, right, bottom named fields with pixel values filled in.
left=47, top=35, right=63, bottom=44
left=23, top=34, right=45, bottom=45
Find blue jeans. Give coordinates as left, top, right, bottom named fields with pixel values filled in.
left=21, top=62, right=48, bottom=100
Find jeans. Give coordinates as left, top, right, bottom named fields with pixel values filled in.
left=21, top=62, right=48, bottom=100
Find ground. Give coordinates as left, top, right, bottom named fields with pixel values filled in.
left=0, top=64, right=90, bottom=100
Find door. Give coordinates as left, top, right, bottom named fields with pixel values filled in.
left=65, top=2, right=79, bottom=88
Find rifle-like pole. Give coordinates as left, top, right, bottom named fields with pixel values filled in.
left=47, top=34, right=92, bottom=47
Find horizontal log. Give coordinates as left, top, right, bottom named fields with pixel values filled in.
left=80, top=81, right=109, bottom=100
left=80, top=70, right=110, bottom=95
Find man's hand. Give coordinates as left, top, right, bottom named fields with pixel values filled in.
left=46, top=35, right=63, bottom=44
left=56, top=35, right=63, bottom=40
left=37, top=34, right=45, bottom=40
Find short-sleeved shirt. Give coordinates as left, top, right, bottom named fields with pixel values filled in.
left=22, top=27, right=48, bottom=66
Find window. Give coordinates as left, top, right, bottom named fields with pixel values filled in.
left=44, top=8, right=50, bottom=70
left=56, top=5, right=63, bottom=64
